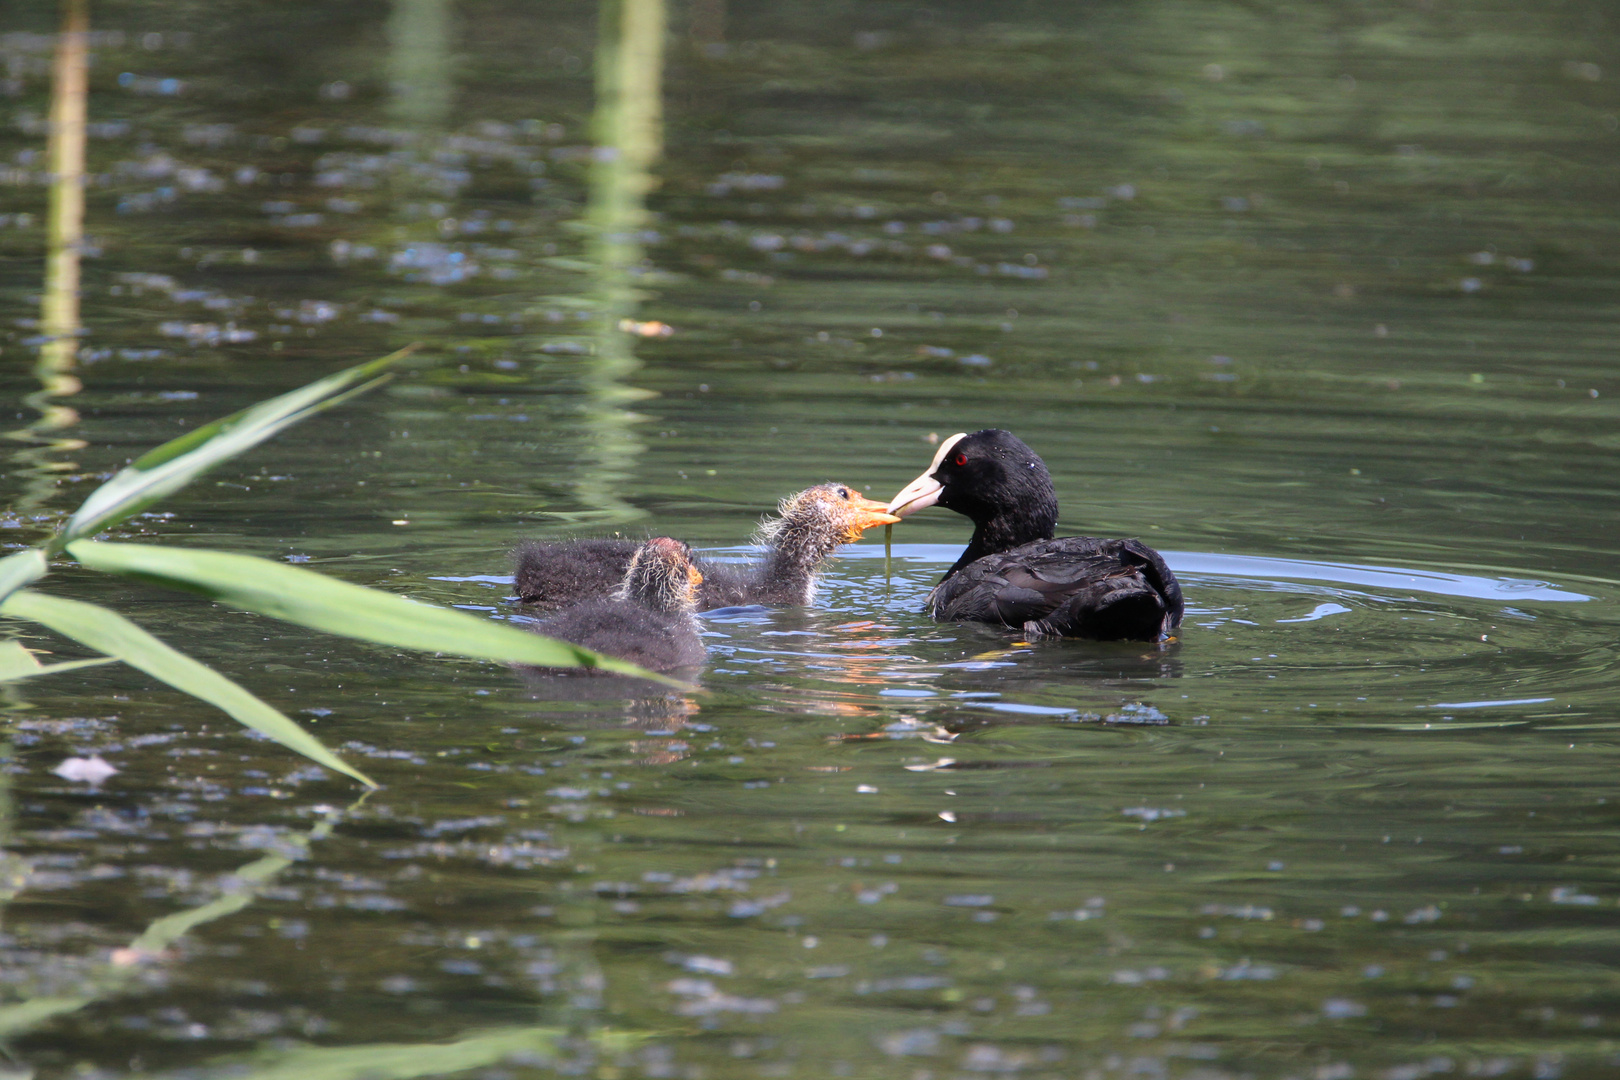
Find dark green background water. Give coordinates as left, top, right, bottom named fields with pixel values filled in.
left=3, top=2, right=1620, bottom=1077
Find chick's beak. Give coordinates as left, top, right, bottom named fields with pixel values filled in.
left=886, top=469, right=944, bottom=519
left=848, top=493, right=903, bottom=534
left=688, top=566, right=704, bottom=589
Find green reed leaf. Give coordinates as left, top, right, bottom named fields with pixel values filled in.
left=0, top=548, right=47, bottom=605
left=0, top=638, right=115, bottom=681
left=0, top=590, right=374, bottom=787
left=64, top=541, right=688, bottom=687
left=0, top=639, right=38, bottom=680
left=59, top=346, right=416, bottom=546
left=166, top=1025, right=643, bottom=1080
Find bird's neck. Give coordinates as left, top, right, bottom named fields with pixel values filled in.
left=759, top=522, right=839, bottom=602
left=944, top=509, right=1054, bottom=580
left=622, top=565, right=692, bottom=614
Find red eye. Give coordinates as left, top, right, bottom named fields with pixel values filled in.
left=954, top=453, right=967, bottom=466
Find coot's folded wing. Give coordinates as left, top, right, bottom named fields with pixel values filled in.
left=932, top=538, right=1180, bottom=640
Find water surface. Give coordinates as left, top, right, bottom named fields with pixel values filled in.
left=3, top=2, right=1620, bottom=1078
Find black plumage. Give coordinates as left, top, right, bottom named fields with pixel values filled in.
left=929, top=536, right=1181, bottom=641
left=513, top=484, right=899, bottom=610
left=886, top=429, right=1183, bottom=641
left=535, top=598, right=707, bottom=672
left=529, top=537, right=707, bottom=673
left=513, top=538, right=643, bottom=610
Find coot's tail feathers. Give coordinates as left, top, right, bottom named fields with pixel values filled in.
left=1021, top=577, right=1170, bottom=641
left=1118, top=538, right=1184, bottom=630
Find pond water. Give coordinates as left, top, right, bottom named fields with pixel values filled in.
left=3, top=2, right=1620, bottom=1078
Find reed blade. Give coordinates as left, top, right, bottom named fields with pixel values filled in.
left=0, top=589, right=374, bottom=786
left=60, top=346, right=416, bottom=546
left=65, top=541, right=690, bottom=688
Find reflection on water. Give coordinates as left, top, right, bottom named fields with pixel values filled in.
left=4, top=2, right=1620, bottom=1077
left=386, top=0, right=454, bottom=130
left=853, top=543, right=1598, bottom=604
left=7, top=0, right=88, bottom=523
left=534, top=0, right=668, bottom=527
left=1167, top=551, right=1595, bottom=605
left=36, top=0, right=86, bottom=383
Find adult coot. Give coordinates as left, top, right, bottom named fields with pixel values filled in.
left=886, top=430, right=1182, bottom=641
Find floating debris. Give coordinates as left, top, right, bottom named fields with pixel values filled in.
left=618, top=318, right=673, bottom=337
left=52, top=755, right=118, bottom=786
left=1122, top=806, right=1186, bottom=822
left=159, top=321, right=257, bottom=346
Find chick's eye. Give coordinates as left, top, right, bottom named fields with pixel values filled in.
left=838, top=487, right=850, bottom=498
left=954, top=453, right=967, bottom=467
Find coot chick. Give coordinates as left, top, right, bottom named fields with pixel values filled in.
left=514, top=483, right=900, bottom=610
left=886, top=430, right=1183, bottom=641
left=515, top=538, right=644, bottom=611
left=530, top=537, right=707, bottom=673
